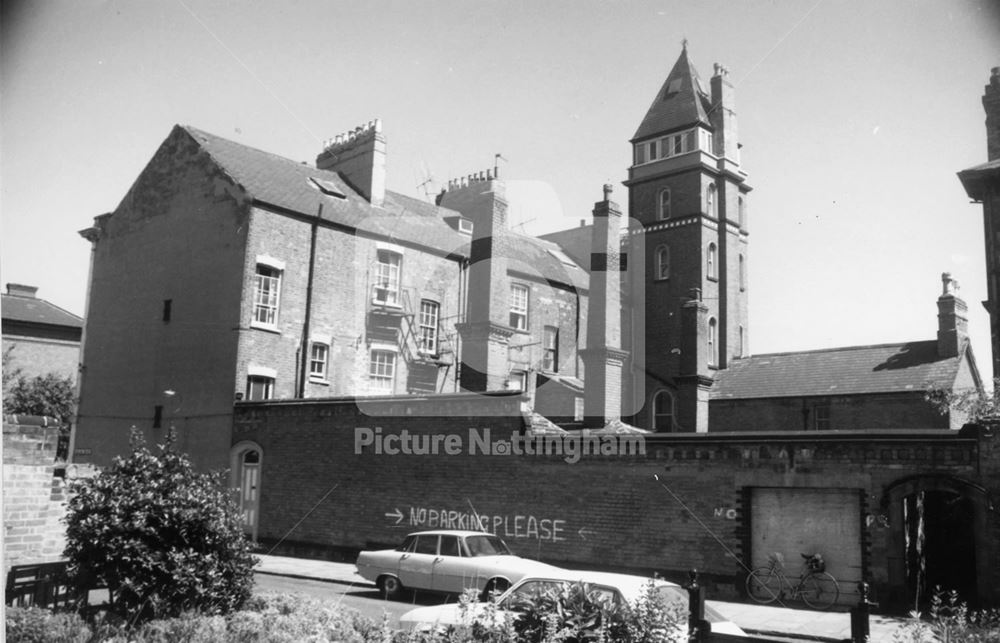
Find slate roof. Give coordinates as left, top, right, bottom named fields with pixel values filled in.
left=179, top=125, right=588, bottom=289
left=2, top=294, right=83, bottom=330
left=632, top=47, right=713, bottom=142
left=710, top=341, right=967, bottom=400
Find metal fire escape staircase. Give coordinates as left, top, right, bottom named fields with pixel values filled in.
left=365, top=274, right=454, bottom=394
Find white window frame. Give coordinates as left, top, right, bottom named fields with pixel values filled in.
left=369, top=349, right=396, bottom=392
left=652, top=389, right=675, bottom=431
left=418, top=299, right=440, bottom=355
left=707, top=243, right=718, bottom=281
left=543, top=325, right=559, bottom=372
left=246, top=375, right=274, bottom=401
left=706, top=183, right=717, bottom=218
left=657, top=188, right=671, bottom=221
left=252, top=264, right=282, bottom=329
left=373, top=249, right=402, bottom=306
left=634, top=126, right=715, bottom=167
left=309, top=342, right=329, bottom=381
left=655, top=245, right=670, bottom=281
left=510, top=283, right=529, bottom=331
left=507, top=370, right=527, bottom=391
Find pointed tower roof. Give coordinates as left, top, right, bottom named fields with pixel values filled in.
left=632, top=45, right=712, bottom=141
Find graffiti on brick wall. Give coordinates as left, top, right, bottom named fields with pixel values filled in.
left=386, top=506, right=571, bottom=542
left=714, top=507, right=738, bottom=520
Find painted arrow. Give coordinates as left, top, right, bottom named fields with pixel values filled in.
left=385, top=508, right=404, bottom=525
left=578, top=527, right=596, bottom=540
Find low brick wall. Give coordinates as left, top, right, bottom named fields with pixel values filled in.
left=233, top=397, right=1000, bottom=609
left=3, top=417, right=68, bottom=571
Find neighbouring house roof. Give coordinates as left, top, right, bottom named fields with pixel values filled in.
left=179, top=125, right=588, bottom=291
left=957, top=159, right=1000, bottom=200
left=632, top=47, right=713, bottom=142
left=1, top=293, right=83, bottom=331
left=710, top=341, right=971, bottom=400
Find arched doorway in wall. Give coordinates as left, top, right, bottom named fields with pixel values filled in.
left=885, top=475, right=990, bottom=610
left=230, top=441, right=262, bottom=543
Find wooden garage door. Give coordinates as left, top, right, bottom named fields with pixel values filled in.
left=750, top=487, right=862, bottom=606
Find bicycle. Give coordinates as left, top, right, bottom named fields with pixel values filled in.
left=745, top=552, right=840, bottom=610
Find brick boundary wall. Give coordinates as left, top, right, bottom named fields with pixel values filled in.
left=3, top=417, right=68, bottom=572
left=233, top=397, right=1000, bottom=609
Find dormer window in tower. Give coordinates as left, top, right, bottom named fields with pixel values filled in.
left=706, top=184, right=717, bottom=218
left=699, top=129, right=715, bottom=156
left=707, top=243, right=718, bottom=281
left=657, top=188, right=671, bottom=220
left=655, top=245, right=671, bottom=281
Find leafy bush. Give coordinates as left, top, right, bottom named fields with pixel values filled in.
left=63, top=431, right=256, bottom=622
left=4, top=372, right=76, bottom=422
left=893, top=588, right=1000, bottom=643
left=5, top=606, right=91, bottom=643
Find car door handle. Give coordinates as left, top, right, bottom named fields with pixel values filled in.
left=400, top=554, right=410, bottom=560
left=433, top=557, right=443, bottom=563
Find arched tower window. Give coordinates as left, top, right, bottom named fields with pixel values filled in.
left=739, top=254, right=746, bottom=291
left=739, top=324, right=746, bottom=357
left=738, top=195, right=746, bottom=228
left=708, top=317, right=718, bottom=366
left=652, top=389, right=675, bottom=432
left=655, top=245, right=670, bottom=280
left=707, top=243, right=718, bottom=280
left=706, top=184, right=717, bottom=218
left=658, top=188, right=672, bottom=220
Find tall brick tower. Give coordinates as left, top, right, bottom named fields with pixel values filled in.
left=958, top=67, right=1000, bottom=380
left=623, top=44, right=751, bottom=432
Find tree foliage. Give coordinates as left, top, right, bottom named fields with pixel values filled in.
left=925, top=379, right=1000, bottom=424
left=4, top=372, right=76, bottom=422
left=64, top=431, right=257, bottom=622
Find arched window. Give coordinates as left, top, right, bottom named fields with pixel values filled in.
left=739, top=324, right=746, bottom=357
left=652, top=389, right=675, bottom=432
left=738, top=195, right=746, bottom=228
left=707, top=243, right=717, bottom=280
left=708, top=317, right=718, bottom=366
left=655, top=245, right=670, bottom=280
left=739, top=254, right=746, bottom=291
left=706, top=184, right=717, bottom=217
left=658, top=188, right=671, bottom=220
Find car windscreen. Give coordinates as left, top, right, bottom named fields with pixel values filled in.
left=464, top=535, right=512, bottom=557
left=503, top=580, right=621, bottom=610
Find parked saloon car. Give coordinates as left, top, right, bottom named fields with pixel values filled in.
left=399, top=569, right=747, bottom=637
left=355, top=530, right=556, bottom=599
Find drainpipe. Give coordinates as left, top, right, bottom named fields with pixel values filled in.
left=298, top=204, right=322, bottom=397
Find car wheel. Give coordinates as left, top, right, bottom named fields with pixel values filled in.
left=481, top=577, right=510, bottom=601
left=378, top=575, right=403, bottom=600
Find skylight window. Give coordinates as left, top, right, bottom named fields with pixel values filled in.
left=546, top=247, right=579, bottom=268
left=667, top=78, right=682, bottom=94
left=309, top=177, right=347, bottom=199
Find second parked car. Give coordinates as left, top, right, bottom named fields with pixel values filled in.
left=355, top=530, right=556, bottom=599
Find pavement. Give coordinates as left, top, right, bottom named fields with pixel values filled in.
left=255, top=555, right=911, bottom=642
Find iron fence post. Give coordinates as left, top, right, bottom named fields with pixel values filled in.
left=686, top=569, right=710, bottom=643
left=850, top=581, right=877, bottom=643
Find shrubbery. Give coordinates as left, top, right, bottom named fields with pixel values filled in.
left=893, top=589, right=1000, bottom=643
left=63, top=431, right=256, bottom=622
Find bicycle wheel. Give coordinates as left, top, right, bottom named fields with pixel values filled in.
left=746, top=568, right=782, bottom=604
left=800, top=572, right=840, bottom=610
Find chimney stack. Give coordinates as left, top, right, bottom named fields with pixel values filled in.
left=445, top=177, right=513, bottom=392
left=316, top=119, right=386, bottom=207
left=985, top=67, right=1000, bottom=162
left=937, top=272, right=969, bottom=358
left=710, top=63, right=739, bottom=163
left=580, top=185, right=628, bottom=428
left=5, top=283, right=38, bottom=298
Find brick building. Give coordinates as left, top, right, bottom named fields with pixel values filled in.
left=74, top=46, right=985, bottom=473
left=2, top=283, right=83, bottom=387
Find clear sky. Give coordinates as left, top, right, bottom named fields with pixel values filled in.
left=2, top=0, right=998, bottom=381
